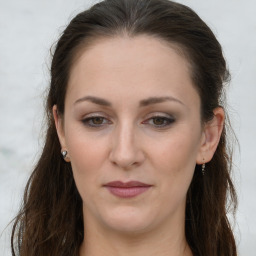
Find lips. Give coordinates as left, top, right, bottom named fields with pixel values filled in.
left=103, top=181, right=152, bottom=198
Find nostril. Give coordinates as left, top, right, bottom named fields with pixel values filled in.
left=109, top=148, right=145, bottom=170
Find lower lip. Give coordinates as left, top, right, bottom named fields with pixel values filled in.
left=105, top=186, right=152, bottom=198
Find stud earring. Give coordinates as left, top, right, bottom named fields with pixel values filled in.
left=61, top=150, right=67, bottom=159
left=202, top=163, right=206, bottom=175
left=61, top=150, right=70, bottom=162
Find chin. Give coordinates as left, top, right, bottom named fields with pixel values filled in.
left=101, top=206, right=155, bottom=234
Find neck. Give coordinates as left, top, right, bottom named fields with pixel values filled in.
left=79, top=210, right=192, bottom=256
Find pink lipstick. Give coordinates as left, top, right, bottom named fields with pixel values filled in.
left=104, top=181, right=152, bottom=198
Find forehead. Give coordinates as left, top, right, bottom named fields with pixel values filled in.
left=67, top=35, right=199, bottom=107
left=69, top=35, right=190, bottom=81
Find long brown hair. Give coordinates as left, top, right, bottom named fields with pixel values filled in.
left=11, top=0, right=237, bottom=255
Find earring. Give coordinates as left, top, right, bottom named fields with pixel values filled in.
left=61, top=150, right=67, bottom=159
left=202, top=163, right=206, bottom=175
left=61, top=150, right=70, bottom=162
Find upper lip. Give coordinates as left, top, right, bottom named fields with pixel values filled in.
left=104, top=181, right=152, bottom=187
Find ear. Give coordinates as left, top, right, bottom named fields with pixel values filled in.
left=52, top=105, right=67, bottom=150
left=196, top=107, right=225, bottom=164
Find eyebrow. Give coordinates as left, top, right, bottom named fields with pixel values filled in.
left=139, top=96, right=184, bottom=107
left=74, top=95, right=184, bottom=107
left=74, top=96, right=112, bottom=106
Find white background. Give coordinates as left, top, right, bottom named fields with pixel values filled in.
left=0, top=0, right=255, bottom=255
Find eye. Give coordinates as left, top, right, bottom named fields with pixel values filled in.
left=82, top=116, right=111, bottom=127
left=143, top=115, right=175, bottom=128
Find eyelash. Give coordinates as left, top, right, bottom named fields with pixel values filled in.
left=81, top=115, right=175, bottom=128
left=143, top=116, right=175, bottom=128
left=82, top=116, right=112, bottom=127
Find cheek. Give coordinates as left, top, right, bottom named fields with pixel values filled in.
left=153, top=130, right=200, bottom=171
left=148, top=126, right=202, bottom=197
left=64, top=124, right=109, bottom=185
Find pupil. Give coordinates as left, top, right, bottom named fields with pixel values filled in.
left=93, top=117, right=103, bottom=124
left=153, top=117, right=164, bottom=125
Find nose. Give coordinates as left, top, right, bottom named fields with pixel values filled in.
left=109, top=123, right=145, bottom=170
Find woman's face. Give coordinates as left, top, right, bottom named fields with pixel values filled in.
left=55, top=35, right=206, bottom=234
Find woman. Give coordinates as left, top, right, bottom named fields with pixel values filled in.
left=11, top=0, right=237, bottom=255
